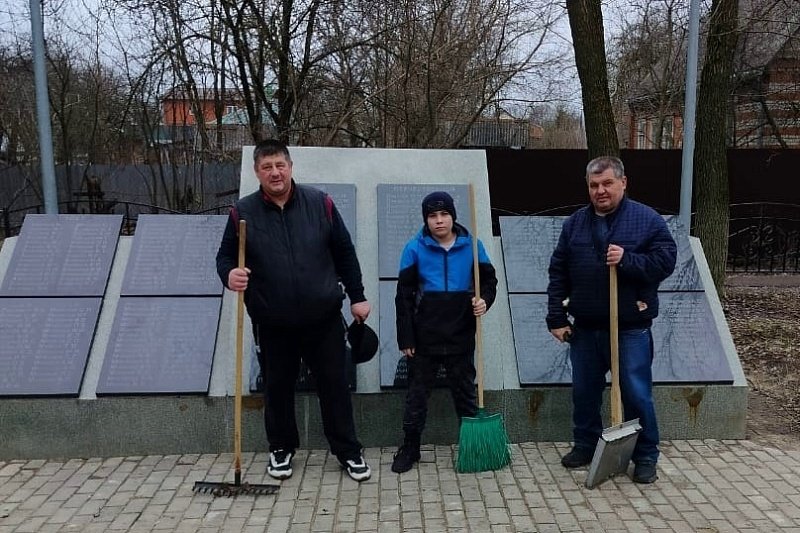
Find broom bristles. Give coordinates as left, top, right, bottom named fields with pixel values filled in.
left=455, top=409, right=512, bottom=473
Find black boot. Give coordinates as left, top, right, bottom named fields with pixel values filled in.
left=391, top=432, right=421, bottom=473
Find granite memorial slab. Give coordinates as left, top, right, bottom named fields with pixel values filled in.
left=499, top=217, right=566, bottom=294
left=511, top=292, right=734, bottom=385
left=121, top=215, right=227, bottom=296
left=500, top=215, right=701, bottom=294
left=97, top=297, right=222, bottom=394
left=0, top=214, right=121, bottom=297
left=0, top=297, right=102, bottom=396
left=377, top=184, right=471, bottom=278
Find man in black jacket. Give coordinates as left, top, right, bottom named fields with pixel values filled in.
left=216, top=139, right=372, bottom=482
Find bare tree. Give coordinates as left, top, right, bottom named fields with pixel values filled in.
left=693, top=0, right=739, bottom=294
left=566, top=0, right=619, bottom=158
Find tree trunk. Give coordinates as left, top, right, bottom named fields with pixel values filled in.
left=693, top=0, right=738, bottom=296
left=566, top=0, right=619, bottom=158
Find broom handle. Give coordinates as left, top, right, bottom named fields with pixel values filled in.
left=610, top=264, right=622, bottom=426
left=468, top=184, right=484, bottom=409
left=234, top=219, right=246, bottom=485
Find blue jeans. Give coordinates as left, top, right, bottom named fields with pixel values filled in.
left=568, top=327, right=659, bottom=464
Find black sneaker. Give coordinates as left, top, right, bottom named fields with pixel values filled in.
left=342, top=455, right=371, bottom=482
left=561, top=447, right=594, bottom=468
left=391, top=444, right=421, bottom=474
left=267, top=449, right=294, bottom=479
left=632, top=462, right=658, bottom=484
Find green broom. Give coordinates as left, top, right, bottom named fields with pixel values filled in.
left=455, top=184, right=512, bottom=473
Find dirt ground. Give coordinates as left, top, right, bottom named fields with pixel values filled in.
left=722, top=277, right=800, bottom=451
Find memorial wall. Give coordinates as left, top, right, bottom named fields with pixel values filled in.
left=0, top=146, right=747, bottom=459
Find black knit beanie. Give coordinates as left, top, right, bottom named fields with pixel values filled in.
left=421, top=191, right=457, bottom=222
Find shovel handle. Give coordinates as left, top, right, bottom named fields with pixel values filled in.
left=468, top=184, right=484, bottom=409
left=234, top=220, right=246, bottom=483
left=610, top=264, right=622, bottom=426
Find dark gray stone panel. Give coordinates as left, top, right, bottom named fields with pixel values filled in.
left=509, top=294, right=572, bottom=385
left=97, top=297, right=221, bottom=394
left=306, top=183, right=357, bottom=240
left=651, top=292, right=733, bottom=383
left=121, top=215, right=227, bottom=296
left=0, top=215, right=121, bottom=297
left=662, top=215, right=701, bottom=291
left=512, top=293, right=734, bottom=385
left=500, top=217, right=566, bottom=294
left=377, top=184, right=471, bottom=278
left=0, top=298, right=101, bottom=396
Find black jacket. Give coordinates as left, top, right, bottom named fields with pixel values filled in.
left=216, top=182, right=365, bottom=327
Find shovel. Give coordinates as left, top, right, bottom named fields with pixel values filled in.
left=584, top=264, right=642, bottom=489
left=194, top=219, right=279, bottom=497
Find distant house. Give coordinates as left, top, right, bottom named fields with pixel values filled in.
left=158, top=87, right=275, bottom=153
left=625, top=24, right=800, bottom=149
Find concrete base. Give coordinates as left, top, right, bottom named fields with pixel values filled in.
left=0, top=384, right=746, bottom=460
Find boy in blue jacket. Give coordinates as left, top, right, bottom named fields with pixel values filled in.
left=392, top=191, right=498, bottom=473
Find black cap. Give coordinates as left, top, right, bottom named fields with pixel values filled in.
left=421, top=191, right=457, bottom=222
left=347, top=321, right=379, bottom=364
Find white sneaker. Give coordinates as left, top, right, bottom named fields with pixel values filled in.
left=267, top=449, right=294, bottom=479
left=343, top=456, right=371, bottom=482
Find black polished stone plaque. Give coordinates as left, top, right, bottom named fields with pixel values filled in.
left=509, top=294, right=572, bottom=385
left=378, top=280, right=447, bottom=388
left=307, top=183, right=357, bottom=240
left=0, top=215, right=121, bottom=297
left=651, top=292, right=733, bottom=383
left=96, top=297, right=222, bottom=394
left=377, top=184, right=471, bottom=278
left=121, top=215, right=227, bottom=296
left=662, top=216, right=701, bottom=291
left=511, top=292, right=734, bottom=385
left=0, top=298, right=101, bottom=396
left=499, top=215, right=701, bottom=294
left=500, top=217, right=566, bottom=293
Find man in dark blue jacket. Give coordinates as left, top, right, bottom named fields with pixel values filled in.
left=216, top=139, right=371, bottom=482
left=391, top=191, right=498, bottom=473
left=546, top=156, right=677, bottom=484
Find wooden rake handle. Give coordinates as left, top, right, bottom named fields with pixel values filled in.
left=610, top=264, right=623, bottom=426
left=234, top=219, right=246, bottom=483
left=468, top=184, right=485, bottom=409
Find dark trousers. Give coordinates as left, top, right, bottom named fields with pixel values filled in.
left=256, top=313, right=362, bottom=463
left=402, top=352, right=478, bottom=435
left=568, top=327, right=659, bottom=464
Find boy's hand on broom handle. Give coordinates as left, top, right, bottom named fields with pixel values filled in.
left=402, top=347, right=415, bottom=358
left=472, top=297, right=487, bottom=317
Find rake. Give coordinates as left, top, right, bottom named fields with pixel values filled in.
left=194, top=219, right=280, bottom=497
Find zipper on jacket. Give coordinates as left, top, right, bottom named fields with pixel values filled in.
left=279, top=209, right=300, bottom=300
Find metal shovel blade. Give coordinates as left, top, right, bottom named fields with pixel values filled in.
left=584, top=418, right=642, bottom=489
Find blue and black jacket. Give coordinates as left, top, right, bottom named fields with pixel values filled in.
left=395, top=223, right=497, bottom=355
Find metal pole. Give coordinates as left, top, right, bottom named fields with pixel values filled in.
left=679, top=0, right=700, bottom=232
left=30, top=0, right=59, bottom=214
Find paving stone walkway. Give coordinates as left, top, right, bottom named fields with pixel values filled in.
left=2, top=440, right=800, bottom=532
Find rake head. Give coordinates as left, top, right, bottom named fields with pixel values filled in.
left=192, top=480, right=279, bottom=497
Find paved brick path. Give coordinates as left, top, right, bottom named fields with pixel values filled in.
left=2, top=440, right=800, bottom=532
